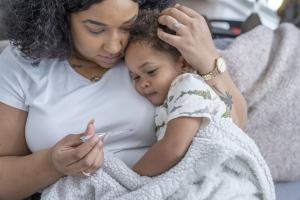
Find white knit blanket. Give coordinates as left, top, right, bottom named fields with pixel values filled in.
left=41, top=118, right=275, bottom=200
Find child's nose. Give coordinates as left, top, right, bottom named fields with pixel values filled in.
left=141, top=79, right=150, bottom=89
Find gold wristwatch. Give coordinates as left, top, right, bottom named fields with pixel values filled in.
left=200, top=57, right=227, bottom=81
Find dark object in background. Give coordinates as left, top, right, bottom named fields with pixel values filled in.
left=241, top=12, right=262, bottom=33
left=208, top=12, right=262, bottom=39
left=278, top=0, right=300, bottom=28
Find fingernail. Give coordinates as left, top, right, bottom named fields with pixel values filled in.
left=97, top=135, right=104, bottom=141
left=175, top=3, right=180, bottom=7
left=98, top=139, right=103, bottom=145
left=88, top=119, right=95, bottom=124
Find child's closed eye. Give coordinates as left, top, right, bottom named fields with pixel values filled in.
left=147, top=69, right=157, bottom=76
left=132, top=75, right=140, bottom=81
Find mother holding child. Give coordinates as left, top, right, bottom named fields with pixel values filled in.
left=0, top=0, right=273, bottom=199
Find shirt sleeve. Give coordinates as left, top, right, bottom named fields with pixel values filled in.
left=0, top=46, right=28, bottom=111
left=166, top=74, right=216, bottom=129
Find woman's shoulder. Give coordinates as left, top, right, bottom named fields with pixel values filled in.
left=0, top=44, right=63, bottom=78
left=1, top=44, right=43, bottom=69
left=0, top=45, right=32, bottom=80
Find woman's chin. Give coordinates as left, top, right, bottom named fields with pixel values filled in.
left=96, top=58, right=121, bottom=69
left=97, top=61, right=117, bottom=69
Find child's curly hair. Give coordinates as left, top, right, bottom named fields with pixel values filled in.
left=4, top=0, right=176, bottom=59
left=128, top=8, right=181, bottom=59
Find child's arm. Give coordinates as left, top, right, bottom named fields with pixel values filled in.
left=132, top=117, right=202, bottom=176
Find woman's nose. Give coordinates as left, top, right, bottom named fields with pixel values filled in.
left=104, top=32, right=123, bottom=55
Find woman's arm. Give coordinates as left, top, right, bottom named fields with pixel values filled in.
left=158, top=4, right=247, bottom=129
left=133, top=117, right=202, bottom=176
left=206, top=72, right=247, bottom=130
left=0, top=103, right=62, bottom=200
left=0, top=103, right=104, bottom=200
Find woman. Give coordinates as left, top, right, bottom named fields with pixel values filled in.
left=0, top=0, right=247, bottom=199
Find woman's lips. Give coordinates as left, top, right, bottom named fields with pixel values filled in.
left=97, top=55, right=121, bottom=64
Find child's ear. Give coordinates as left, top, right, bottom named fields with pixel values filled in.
left=177, top=56, right=192, bottom=74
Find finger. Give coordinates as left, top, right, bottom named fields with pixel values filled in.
left=158, top=15, right=186, bottom=35
left=67, top=139, right=103, bottom=173
left=84, top=119, right=95, bottom=136
left=160, top=7, right=191, bottom=25
left=60, top=133, right=85, bottom=147
left=82, top=144, right=104, bottom=174
left=66, top=135, right=101, bottom=164
left=157, top=28, right=181, bottom=48
left=173, top=4, right=201, bottom=18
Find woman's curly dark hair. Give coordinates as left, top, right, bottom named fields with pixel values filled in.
left=4, top=0, right=176, bottom=59
left=128, top=8, right=180, bottom=60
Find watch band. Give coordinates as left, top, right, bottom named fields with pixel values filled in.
left=200, top=57, right=226, bottom=81
left=201, top=65, right=219, bottom=81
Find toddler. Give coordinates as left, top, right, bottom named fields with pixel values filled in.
left=125, top=9, right=232, bottom=176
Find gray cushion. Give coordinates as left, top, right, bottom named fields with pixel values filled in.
left=275, top=181, right=300, bottom=200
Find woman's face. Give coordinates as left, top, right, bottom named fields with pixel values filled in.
left=70, top=0, right=139, bottom=68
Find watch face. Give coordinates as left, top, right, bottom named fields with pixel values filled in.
left=217, top=57, right=227, bottom=73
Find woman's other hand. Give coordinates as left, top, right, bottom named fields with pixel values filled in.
left=158, top=4, right=219, bottom=74
left=49, top=120, right=104, bottom=177
left=158, top=4, right=248, bottom=129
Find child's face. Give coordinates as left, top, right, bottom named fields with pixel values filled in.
left=125, top=41, right=183, bottom=106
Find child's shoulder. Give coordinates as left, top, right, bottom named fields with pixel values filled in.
left=169, top=73, right=208, bottom=92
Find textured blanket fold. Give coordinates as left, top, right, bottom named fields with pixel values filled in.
left=41, top=118, right=275, bottom=200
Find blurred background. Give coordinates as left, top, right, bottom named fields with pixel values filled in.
left=178, top=0, right=299, bottom=38
left=0, top=0, right=299, bottom=40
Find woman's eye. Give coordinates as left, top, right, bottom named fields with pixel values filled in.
left=87, top=28, right=105, bottom=35
left=120, top=27, right=132, bottom=33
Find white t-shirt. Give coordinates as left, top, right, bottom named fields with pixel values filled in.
left=155, top=73, right=231, bottom=140
left=0, top=45, right=156, bottom=167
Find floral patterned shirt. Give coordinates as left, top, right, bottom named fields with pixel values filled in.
left=155, top=73, right=231, bottom=141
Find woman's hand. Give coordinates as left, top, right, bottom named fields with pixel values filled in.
left=158, top=4, right=248, bottom=129
left=49, top=120, right=104, bottom=177
left=158, top=4, right=219, bottom=74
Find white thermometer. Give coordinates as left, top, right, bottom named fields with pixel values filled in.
left=80, top=129, right=134, bottom=142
